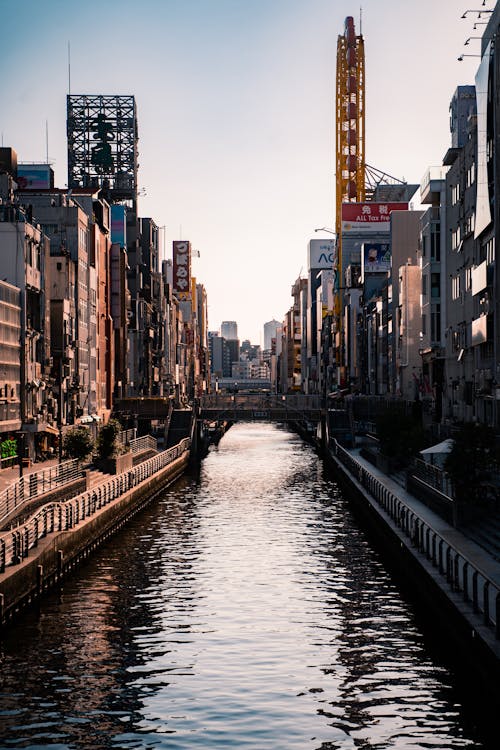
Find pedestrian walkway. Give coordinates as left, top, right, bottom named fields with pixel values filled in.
left=332, top=443, right=500, bottom=660
left=347, top=446, right=500, bottom=589
left=0, top=457, right=63, bottom=495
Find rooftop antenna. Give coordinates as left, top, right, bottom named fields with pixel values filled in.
left=360, top=5, right=362, bottom=34
left=68, top=41, right=71, bottom=94
left=45, top=120, right=49, bottom=164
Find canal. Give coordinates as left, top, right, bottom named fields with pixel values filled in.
left=0, top=423, right=492, bottom=748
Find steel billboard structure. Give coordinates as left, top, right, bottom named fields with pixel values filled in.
left=67, top=94, right=138, bottom=208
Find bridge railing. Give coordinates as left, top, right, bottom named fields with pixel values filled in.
left=333, top=440, right=500, bottom=640
left=199, top=394, right=323, bottom=412
left=0, top=438, right=190, bottom=573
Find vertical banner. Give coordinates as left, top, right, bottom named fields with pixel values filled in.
left=474, top=41, right=492, bottom=239
left=173, top=241, right=191, bottom=299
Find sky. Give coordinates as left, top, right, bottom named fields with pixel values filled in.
left=0, top=0, right=487, bottom=344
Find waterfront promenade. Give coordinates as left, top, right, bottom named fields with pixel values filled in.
left=330, top=441, right=500, bottom=664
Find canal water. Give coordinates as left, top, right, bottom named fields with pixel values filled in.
left=0, top=423, right=492, bottom=749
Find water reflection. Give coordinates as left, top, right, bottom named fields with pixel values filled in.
left=0, top=423, right=489, bottom=748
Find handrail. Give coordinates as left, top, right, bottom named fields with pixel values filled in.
left=116, top=428, right=137, bottom=446
left=199, top=394, right=323, bottom=411
left=129, top=435, right=157, bottom=454
left=411, top=457, right=455, bottom=499
left=333, top=441, right=500, bottom=640
left=0, top=438, right=190, bottom=574
left=0, top=458, right=82, bottom=526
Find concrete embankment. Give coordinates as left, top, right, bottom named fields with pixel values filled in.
left=0, top=448, right=189, bottom=628
left=325, top=441, right=500, bottom=686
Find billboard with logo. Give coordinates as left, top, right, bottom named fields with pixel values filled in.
left=308, top=239, right=335, bottom=271
left=341, top=202, right=408, bottom=233
left=173, top=240, right=191, bottom=299
left=361, top=242, right=391, bottom=279
left=17, top=164, right=53, bottom=190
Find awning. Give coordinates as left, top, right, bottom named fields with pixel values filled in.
left=420, top=438, right=453, bottom=468
left=420, top=439, right=453, bottom=456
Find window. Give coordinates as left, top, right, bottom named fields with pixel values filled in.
left=465, top=267, right=472, bottom=291
left=452, top=275, right=461, bottom=300
left=464, top=213, right=475, bottom=237
left=451, top=184, right=461, bottom=205
left=79, top=227, right=88, bottom=253
left=466, top=162, right=475, bottom=188
left=431, top=304, right=441, bottom=343
left=430, top=224, right=440, bottom=261
left=484, top=237, right=495, bottom=264
left=451, top=226, right=461, bottom=251
left=431, top=273, right=440, bottom=298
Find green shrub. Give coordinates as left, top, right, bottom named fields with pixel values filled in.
left=0, top=438, right=17, bottom=459
left=63, top=426, right=94, bottom=460
left=444, top=422, right=500, bottom=504
left=376, top=404, right=425, bottom=465
left=96, top=419, right=122, bottom=459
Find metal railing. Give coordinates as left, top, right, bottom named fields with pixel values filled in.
left=116, top=428, right=137, bottom=446
left=0, top=456, right=18, bottom=471
left=333, top=441, right=500, bottom=640
left=200, top=393, right=323, bottom=411
left=0, top=459, right=82, bottom=526
left=0, top=438, right=190, bottom=573
left=129, top=435, right=157, bottom=454
left=411, top=457, right=455, bottom=499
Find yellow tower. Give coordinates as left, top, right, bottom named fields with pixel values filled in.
left=335, top=15, right=365, bottom=235
left=334, top=16, right=365, bottom=380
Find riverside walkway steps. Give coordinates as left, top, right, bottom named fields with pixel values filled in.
left=0, top=458, right=86, bottom=529
left=329, top=440, right=500, bottom=663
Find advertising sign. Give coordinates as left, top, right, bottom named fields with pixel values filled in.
left=110, top=205, right=126, bottom=247
left=308, top=239, right=335, bottom=271
left=173, top=240, right=191, bottom=299
left=17, top=164, right=52, bottom=189
left=361, top=242, right=391, bottom=278
left=341, top=202, right=408, bottom=233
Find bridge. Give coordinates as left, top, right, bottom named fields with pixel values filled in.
left=198, top=393, right=323, bottom=423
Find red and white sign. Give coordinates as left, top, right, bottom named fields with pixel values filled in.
left=173, top=240, right=191, bottom=299
left=341, top=202, right=408, bottom=233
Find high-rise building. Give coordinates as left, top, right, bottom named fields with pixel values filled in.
left=221, top=321, right=238, bottom=340
left=263, top=320, right=282, bottom=353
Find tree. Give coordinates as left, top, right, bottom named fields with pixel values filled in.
left=96, top=418, right=123, bottom=459
left=444, top=422, right=500, bottom=504
left=63, top=426, right=94, bottom=461
left=375, top=405, right=425, bottom=466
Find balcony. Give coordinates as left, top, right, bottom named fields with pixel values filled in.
left=420, top=166, right=449, bottom=204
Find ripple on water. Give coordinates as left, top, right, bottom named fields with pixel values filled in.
left=0, top=423, right=489, bottom=749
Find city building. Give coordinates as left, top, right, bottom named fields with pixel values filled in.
left=221, top=321, right=238, bottom=340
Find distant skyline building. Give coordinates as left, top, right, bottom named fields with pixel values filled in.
left=263, top=319, right=282, bottom=352
left=221, top=320, right=238, bottom=340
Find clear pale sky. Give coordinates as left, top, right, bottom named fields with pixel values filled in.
left=0, top=0, right=484, bottom=344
